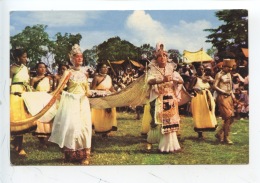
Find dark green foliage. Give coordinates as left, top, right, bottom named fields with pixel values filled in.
left=97, top=36, right=140, bottom=64
left=52, top=32, right=82, bottom=66
left=10, top=24, right=53, bottom=68
left=204, top=9, right=248, bottom=60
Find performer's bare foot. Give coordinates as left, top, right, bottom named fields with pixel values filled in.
left=146, top=143, right=152, bottom=150
left=18, top=149, right=27, bottom=157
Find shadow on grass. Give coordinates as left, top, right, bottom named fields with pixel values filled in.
left=92, top=135, right=146, bottom=147
left=179, top=135, right=227, bottom=146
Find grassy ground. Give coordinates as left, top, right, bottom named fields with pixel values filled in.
left=10, top=112, right=249, bottom=166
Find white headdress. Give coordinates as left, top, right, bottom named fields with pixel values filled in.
left=155, top=42, right=168, bottom=58
left=70, top=44, right=82, bottom=55
left=155, top=42, right=166, bottom=52
left=69, top=44, right=82, bottom=65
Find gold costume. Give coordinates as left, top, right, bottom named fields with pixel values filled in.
left=10, top=64, right=36, bottom=135
left=91, top=75, right=117, bottom=133
left=191, top=77, right=217, bottom=131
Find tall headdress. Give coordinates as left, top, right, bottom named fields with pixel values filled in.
left=155, top=42, right=168, bottom=58
left=69, top=44, right=82, bottom=65
left=70, top=44, right=82, bottom=55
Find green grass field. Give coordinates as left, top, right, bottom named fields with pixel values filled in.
left=10, top=112, right=249, bottom=166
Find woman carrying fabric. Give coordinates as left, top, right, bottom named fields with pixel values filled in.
left=53, top=63, right=69, bottom=90
left=10, top=48, right=35, bottom=156
left=91, top=63, right=117, bottom=137
left=146, top=46, right=183, bottom=153
left=30, top=62, right=54, bottom=148
left=189, top=65, right=217, bottom=139
left=49, top=44, right=92, bottom=165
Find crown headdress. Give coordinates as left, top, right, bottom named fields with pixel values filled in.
left=70, top=44, right=82, bottom=55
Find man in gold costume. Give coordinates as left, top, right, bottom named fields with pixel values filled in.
left=214, top=59, right=238, bottom=145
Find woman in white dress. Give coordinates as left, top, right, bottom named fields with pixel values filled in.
left=49, top=44, right=92, bottom=165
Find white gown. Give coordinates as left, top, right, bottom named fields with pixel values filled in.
left=49, top=69, right=92, bottom=150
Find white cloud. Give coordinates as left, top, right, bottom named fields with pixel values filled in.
left=126, top=10, right=213, bottom=53
left=170, top=20, right=213, bottom=51
left=126, top=10, right=166, bottom=47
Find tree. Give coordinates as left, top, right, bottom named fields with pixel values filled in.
left=52, top=32, right=82, bottom=66
left=10, top=24, right=53, bottom=68
left=168, top=49, right=181, bottom=63
left=204, top=10, right=248, bottom=60
left=138, top=44, right=155, bottom=60
left=97, top=36, right=139, bottom=63
left=83, top=46, right=98, bottom=67
left=206, top=47, right=218, bottom=59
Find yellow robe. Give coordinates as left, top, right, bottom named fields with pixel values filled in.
left=10, top=64, right=36, bottom=135
left=91, top=75, right=117, bottom=133
left=191, top=77, right=217, bottom=131
left=141, top=103, right=152, bottom=135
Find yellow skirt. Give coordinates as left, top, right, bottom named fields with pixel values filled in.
left=141, top=104, right=152, bottom=135
left=10, top=94, right=36, bottom=135
left=91, top=108, right=117, bottom=133
left=191, top=90, right=217, bottom=131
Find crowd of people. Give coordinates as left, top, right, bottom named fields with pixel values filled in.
left=10, top=42, right=249, bottom=165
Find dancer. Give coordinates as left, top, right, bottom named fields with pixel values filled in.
left=214, top=59, right=238, bottom=144
left=53, top=63, right=69, bottom=90
left=91, top=63, right=117, bottom=137
left=10, top=48, right=35, bottom=156
left=146, top=45, right=183, bottom=153
left=30, top=62, right=54, bottom=148
left=49, top=44, right=92, bottom=164
left=189, top=65, right=217, bottom=139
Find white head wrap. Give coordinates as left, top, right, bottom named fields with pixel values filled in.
left=155, top=42, right=168, bottom=58
left=155, top=42, right=166, bottom=52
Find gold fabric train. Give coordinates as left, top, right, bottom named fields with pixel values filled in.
left=89, top=74, right=191, bottom=109
left=10, top=72, right=71, bottom=125
left=89, top=74, right=150, bottom=109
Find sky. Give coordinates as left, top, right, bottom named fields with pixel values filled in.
left=10, top=10, right=223, bottom=53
